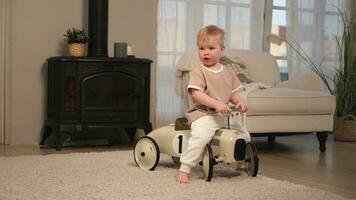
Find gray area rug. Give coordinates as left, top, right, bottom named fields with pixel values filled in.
left=0, top=150, right=349, bottom=200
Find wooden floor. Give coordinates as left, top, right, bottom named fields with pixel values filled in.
left=1, top=133, right=355, bottom=199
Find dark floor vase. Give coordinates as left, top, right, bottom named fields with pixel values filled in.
left=334, top=115, right=356, bottom=141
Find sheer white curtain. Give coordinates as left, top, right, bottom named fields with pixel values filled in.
left=156, top=0, right=264, bottom=127
left=285, top=0, right=350, bottom=80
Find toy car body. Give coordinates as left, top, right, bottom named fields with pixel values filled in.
left=134, top=111, right=259, bottom=181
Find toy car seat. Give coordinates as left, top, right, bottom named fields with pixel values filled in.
left=175, top=117, right=190, bottom=130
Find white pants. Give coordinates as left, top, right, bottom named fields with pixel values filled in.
left=179, top=115, right=250, bottom=174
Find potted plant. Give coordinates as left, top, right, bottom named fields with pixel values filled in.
left=268, top=8, right=356, bottom=141
left=333, top=9, right=356, bottom=141
left=63, top=27, right=89, bottom=57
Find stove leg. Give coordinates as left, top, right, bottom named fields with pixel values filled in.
left=40, top=126, right=52, bottom=146
left=55, top=130, right=62, bottom=151
left=143, top=123, right=153, bottom=135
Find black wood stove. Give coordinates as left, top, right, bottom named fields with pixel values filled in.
left=41, top=0, right=152, bottom=150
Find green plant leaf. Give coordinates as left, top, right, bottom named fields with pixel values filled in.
left=63, top=27, right=89, bottom=44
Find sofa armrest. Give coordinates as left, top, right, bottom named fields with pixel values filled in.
left=274, top=74, right=324, bottom=91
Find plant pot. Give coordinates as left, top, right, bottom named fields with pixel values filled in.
left=334, top=115, right=356, bottom=141
left=68, top=43, right=85, bottom=57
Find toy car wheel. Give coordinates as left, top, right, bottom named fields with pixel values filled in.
left=171, top=156, right=181, bottom=165
left=134, top=136, right=160, bottom=170
left=202, top=144, right=214, bottom=182
left=245, top=142, right=259, bottom=177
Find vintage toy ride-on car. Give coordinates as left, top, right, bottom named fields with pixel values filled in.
left=133, top=108, right=259, bottom=182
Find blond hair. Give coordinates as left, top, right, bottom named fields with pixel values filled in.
left=197, top=25, right=225, bottom=47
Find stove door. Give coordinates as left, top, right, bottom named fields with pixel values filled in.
left=81, top=72, right=141, bottom=123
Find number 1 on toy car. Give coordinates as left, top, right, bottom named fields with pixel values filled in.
left=172, top=133, right=188, bottom=155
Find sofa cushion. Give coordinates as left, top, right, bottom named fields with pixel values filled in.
left=246, top=88, right=335, bottom=116
left=224, top=49, right=280, bottom=86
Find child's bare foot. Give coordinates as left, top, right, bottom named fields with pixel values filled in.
left=176, top=171, right=190, bottom=184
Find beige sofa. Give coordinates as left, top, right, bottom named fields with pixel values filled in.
left=175, top=49, right=335, bottom=152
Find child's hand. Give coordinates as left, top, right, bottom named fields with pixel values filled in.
left=236, top=101, right=248, bottom=113
left=215, top=102, right=230, bottom=114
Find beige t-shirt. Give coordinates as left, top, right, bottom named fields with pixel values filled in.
left=186, top=63, right=241, bottom=123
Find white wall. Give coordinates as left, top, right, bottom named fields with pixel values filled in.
left=7, top=0, right=156, bottom=145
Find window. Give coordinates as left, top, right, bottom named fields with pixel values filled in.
left=269, top=0, right=288, bottom=80
left=266, top=0, right=349, bottom=80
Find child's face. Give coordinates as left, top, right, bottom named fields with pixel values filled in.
left=198, top=36, right=224, bottom=67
